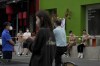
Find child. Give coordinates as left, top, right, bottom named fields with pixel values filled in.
left=77, top=40, right=86, bottom=58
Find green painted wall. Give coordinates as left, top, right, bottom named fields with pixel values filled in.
left=40, top=0, right=100, bottom=36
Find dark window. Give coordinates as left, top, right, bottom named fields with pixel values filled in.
left=88, top=9, right=100, bottom=35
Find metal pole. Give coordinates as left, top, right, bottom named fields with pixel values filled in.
left=16, top=13, right=18, bottom=34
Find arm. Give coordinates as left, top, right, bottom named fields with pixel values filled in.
left=26, top=37, right=35, bottom=52
left=5, top=33, right=15, bottom=46
left=30, top=29, right=45, bottom=53
left=9, top=39, right=15, bottom=46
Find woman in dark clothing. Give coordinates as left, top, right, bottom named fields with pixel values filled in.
left=28, top=11, right=56, bottom=66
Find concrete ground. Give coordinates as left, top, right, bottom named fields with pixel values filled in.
left=0, top=54, right=100, bottom=66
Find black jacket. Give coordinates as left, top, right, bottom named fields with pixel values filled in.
left=28, top=28, right=56, bottom=66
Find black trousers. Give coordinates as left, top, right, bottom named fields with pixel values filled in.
left=55, top=46, right=67, bottom=66
left=2, top=51, right=12, bottom=59
left=77, top=44, right=85, bottom=53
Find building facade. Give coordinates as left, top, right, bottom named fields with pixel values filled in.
left=40, top=0, right=100, bottom=36
left=0, top=0, right=39, bottom=37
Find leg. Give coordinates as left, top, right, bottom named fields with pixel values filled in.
left=17, top=42, right=21, bottom=55
left=80, top=44, right=85, bottom=58
left=55, top=47, right=67, bottom=66
left=68, top=44, right=72, bottom=56
left=55, top=47, right=62, bottom=66
left=20, top=42, right=24, bottom=54
left=24, top=48, right=29, bottom=55
left=77, top=45, right=81, bottom=58
left=3, top=51, right=12, bottom=62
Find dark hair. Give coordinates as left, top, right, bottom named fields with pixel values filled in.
left=3, top=22, right=11, bottom=28
left=55, top=19, right=62, bottom=26
left=83, top=29, right=86, bottom=31
left=69, top=30, right=72, bottom=34
left=36, top=10, right=53, bottom=31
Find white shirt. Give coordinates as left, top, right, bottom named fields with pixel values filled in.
left=53, top=26, right=67, bottom=47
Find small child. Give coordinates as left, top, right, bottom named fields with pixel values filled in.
left=77, top=40, right=86, bottom=58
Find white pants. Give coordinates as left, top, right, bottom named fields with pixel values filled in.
left=17, top=42, right=23, bottom=54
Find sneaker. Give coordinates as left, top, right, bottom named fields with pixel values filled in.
left=17, top=52, right=20, bottom=55
left=6, top=59, right=11, bottom=63
left=25, top=54, right=28, bottom=56
left=0, top=54, right=2, bottom=57
left=22, top=53, right=25, bottom=55
left=25, top=55, right=28, bottom=56
left=18, top=54, right=21, bottom=56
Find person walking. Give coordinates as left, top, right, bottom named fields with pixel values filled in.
left=23, top=28, right=31, bottom=56
left=2, top=22, right=15, bottom=62
left=53, top=19, right=67, bottom=66
left=16, top=30, right=23, bottom=56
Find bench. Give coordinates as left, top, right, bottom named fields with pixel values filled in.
left=70, top=46, right=100, bottom=60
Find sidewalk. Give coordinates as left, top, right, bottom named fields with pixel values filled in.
left=0, top=54, right=100, bottom=66
left=0, top=55, right=31, bottom=66
left=62, top=54, right=100, bottom=66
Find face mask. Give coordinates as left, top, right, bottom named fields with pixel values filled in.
left=9, top=26, right=13, bottom=30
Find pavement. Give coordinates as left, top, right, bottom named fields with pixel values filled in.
left=0, top=54, right=100, bottom=66
left=62, top=54, right=100, bottom=66
left=0, top=54, right=31, bottom=66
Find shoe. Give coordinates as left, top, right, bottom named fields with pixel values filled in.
left=25, top=55, right=28, bottom=56
left=6, top=59, right=11, bottom=63
left=22, top=53, right=24, bottom=55
left=18, top=54, right=20, bottom=56
left=25, top=54, right=28, bottom=56
left=18, top=54, right=22, bottom=56
left=0, top=54, right=2, bottom=57
left=17, top=52, right=20, bottom=55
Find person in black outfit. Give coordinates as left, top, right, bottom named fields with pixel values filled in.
left=28, top=11, right=56, bottom=66
left=77, top=40, right=85, bottom=58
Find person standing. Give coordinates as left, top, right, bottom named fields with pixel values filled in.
left=53, top=19, right=67, bottom=66
left=77, top=40, right=85, bottom=58
left=2, top=22, right=15, bottom=62
left=23, top=28, right=31, bottom=56
left=16, top=30, right=23, bottom=56
left=28, top=11, right=56, bottom=66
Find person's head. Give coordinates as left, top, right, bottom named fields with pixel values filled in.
left=26, top=28, right=29, bottom=32
left=69, top=30, right=73, bottom=36
left=55, top=19, right=62, bottom=26
left=83, top=29, right=86, bottom=35
left=36, top=10, right=53, bottom=30
left=3, top=22, right=12, bottom=31
left=19, top=30, right=22, bottom=33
